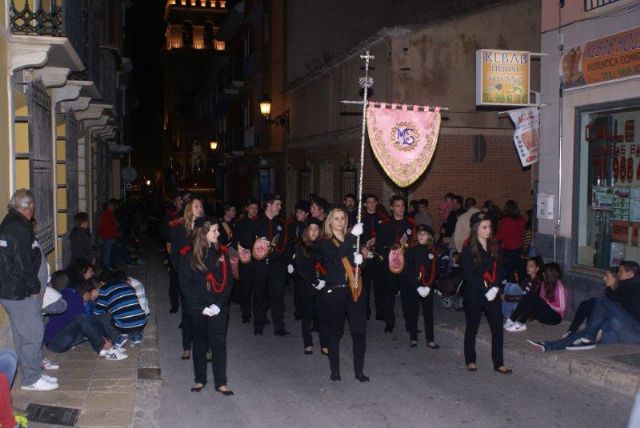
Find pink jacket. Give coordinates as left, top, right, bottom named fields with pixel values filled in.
left=540, top=281, right=567, bottom=319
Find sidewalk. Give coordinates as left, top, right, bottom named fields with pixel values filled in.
left=9, top=256, right=162, bottom=428
left=432, top=302, right=640, bottom=396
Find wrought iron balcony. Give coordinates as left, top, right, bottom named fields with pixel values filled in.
left=10, top=0, right=63, bottom=36
left=584, top=0, right=621, bottom=11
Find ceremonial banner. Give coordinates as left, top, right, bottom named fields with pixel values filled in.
left=507, top=107, right=539, bottom=168
left=366, top=103, right=441, bottom=188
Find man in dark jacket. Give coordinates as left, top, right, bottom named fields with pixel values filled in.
left=0, top=189, right=57, bottom=391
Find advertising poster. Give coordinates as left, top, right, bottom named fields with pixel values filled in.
left=592, top=186, right=613, bottom=210
left=507, top=107, right=539, bottom=167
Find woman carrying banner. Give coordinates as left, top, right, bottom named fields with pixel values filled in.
left=317, top=208, right=369, bottom=382
left=460, top=212, right=511, bottom=374
left=179, top=217, right=234, bottom=395
left=292, top=218, right=327, bottom=355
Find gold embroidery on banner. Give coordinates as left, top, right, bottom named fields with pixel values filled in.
left=367, top=108, right=441, bottom=188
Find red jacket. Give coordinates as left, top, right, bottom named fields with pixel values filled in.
left=496, top=216, right=526, bottom=250
left=98, top=208, right=119, bottom=240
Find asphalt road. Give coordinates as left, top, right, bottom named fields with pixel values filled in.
left=153, top=280, right=633, bottom=428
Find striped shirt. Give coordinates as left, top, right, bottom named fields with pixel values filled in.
left=93, top=281, right=147, bottom=332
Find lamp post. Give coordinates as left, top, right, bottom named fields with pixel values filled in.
left=259, top=94, right=289, bottom=133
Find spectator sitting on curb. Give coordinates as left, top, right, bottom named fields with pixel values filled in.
left=44, top=280, right=127, bottom=361
left=0, top=349, right=27, bottom=428
left=0, top=189, right=57, bottom=391
left=93, top=270, right=148, bottom=347
left=66, top=258, right=94, bottom=289
left=528, top=260, right=640, bottom=352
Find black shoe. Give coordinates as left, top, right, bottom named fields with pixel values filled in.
left=303, top=347, right=313, bottom=355
left=321, top=347, right=329, bottom=356
left=384, top=325, right=394, bottom=334
left=274, top=329, right=290, bottom=336
left=409, top=341, right=418, bottom=348
left=215, top=386, right=234, bottom=396
left=355, top=373, right=370, bottom=382
left=190, top=382, right=206, bottom=392
left=242, top=316, right=251, bottom=324
left=426, top=342, right=440, bottom=350
left=254, top=328, right=263, bottom=335
left=330, top=372, right=341, bottom=381
left=169, top=306, right=179, bottom=314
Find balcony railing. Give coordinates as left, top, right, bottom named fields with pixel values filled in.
left=10, top=0, right=63, bottom=36
left=584, top=0, right=621, bottom=11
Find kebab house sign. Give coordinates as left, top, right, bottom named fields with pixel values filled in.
left=476, top=49, right=531, bottom=106
left=561, top=27, right=640, bottom=89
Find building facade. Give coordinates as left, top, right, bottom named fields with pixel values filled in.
left=0, top=0, right=132, bottom=348
left=284, top=0, right=540, bottom=218
left=538, top=0, right=640, bottom=299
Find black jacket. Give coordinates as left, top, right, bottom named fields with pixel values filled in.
left=611, top=276, right=640, bottom=324
left=460, top=242, right=502, bottom=296
left=293, top=243, right=321, bottom=288
left=168, top=221, right=190, bottom=270
left=179, top=246, right=234, bottom=313
left=219, top=218, right=237, bottom=248
left=318, top=233, right=357, bottom=286
left=286, top=220, right=306, bottom=263
left=0, top=209, right=42, bottom=299
left=240, top=214, right=289, bottom=263
left=375, top=217, right=415, bottom=260
left=405, top=244, right=438, bottom=289
left=362, top=211, right=384, bottom=245
left=69, top=226, right=93, bottom=262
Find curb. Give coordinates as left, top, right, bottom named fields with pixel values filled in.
left=435, top=321, right=640, bottom=396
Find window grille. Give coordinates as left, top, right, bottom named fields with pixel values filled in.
left=584, top=0, right=620, bottom=11
left=28, top=80, right=54, bottom=254
left=340, top=157, right=357, bottom=199
left=298, top=161, right=312, bottom=201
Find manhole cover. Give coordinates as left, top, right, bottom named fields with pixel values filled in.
left=610, top=353, right=640, bottom=369
left=26, top=403, right=79, bottom=426
left=138, top=368, right=162, bottom=380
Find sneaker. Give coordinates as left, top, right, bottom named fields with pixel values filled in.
left=41, top=374, right=58, bottom=383
left=21, top=376, right=59, bottom=391
left=100, top=348, right=128, bottom=360
left=565, top=338, right=596, bottom=351
left=114, top=334, right=129, bottom=348
left=561, top=331, right=573, bottom=339
left=505, top=322, right=527, bottom=333
left=41, top=357, right=60, bottom=370
left=503, top=319, right=515, bottom=330
left=130, top=333, right=142, bottom=345
left=526, top=339, right=547, bottom=353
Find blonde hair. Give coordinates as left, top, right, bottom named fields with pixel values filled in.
left=323, top=207, right=348, bottom=239
left=182, top=202, right=194, bottom=234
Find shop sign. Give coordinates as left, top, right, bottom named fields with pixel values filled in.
left=476, top=49, right=531, bottom=106
left=561, top=27, right=640, bottom=89
left=507, top=107, right=539, bottom=167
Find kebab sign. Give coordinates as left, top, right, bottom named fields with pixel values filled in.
left=476, top=49, right=531, bottom=106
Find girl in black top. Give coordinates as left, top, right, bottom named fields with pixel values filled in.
left=403, top=224, right=439, bottom=349
left=460, top=212, right=511, bottom=374
left=179, top=217, right=234, bottom=395
left=292, top=218, right=326, bottom=355
left=317, top=208, right=369, bottom=382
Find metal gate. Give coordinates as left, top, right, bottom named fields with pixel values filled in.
left=28, top=80, right=54, bottom=254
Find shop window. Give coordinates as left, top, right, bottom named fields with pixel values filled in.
left=576, top=103, right=640, bottom=269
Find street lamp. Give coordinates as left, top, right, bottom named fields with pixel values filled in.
left=259, top=94, right=289, bottom=133
left=209, top=141, right=218, bottom=151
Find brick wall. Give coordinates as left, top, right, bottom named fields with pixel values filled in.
left=286, top=133, right=532, bottom=219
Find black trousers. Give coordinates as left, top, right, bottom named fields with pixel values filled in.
left=503, top=248, right=525, bottom=282
left=187, top=309, right=228, bottom=388
left=369, top=260, right=386, bottom=320
left=235, top=263, right=253, bottom=320
left=401, top=285, right=435, bottom=342
left=179, top=292, right=192, bottom=351
left=383, top=269, right=406, bottom=328
left=298, top=280, right=327, bottom=348
left=251, top=261, right=286, bottom=331
left=463, top=290, right=504, bottom=369
left=568, top=297, right=596, bottom=334
left=168, top=266, right=180, bottom=310
left=319, top=287, right=367, bottom=376
left=293, top=273, right=302, bottom=319
left=510, top=293, right=561, bottom=326
left=362, top=259, right=378, bottom=319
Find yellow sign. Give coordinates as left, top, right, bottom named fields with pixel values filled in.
left=476, top=49, right=531, bottom=106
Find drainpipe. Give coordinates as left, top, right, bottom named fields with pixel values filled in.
left=553, top=1, right=564, bottom=262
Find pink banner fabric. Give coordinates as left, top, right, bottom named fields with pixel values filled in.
left=366, top=103, right=442, bottom=188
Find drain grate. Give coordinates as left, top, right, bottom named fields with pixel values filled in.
left=138, top=367, right=162, bottom=380
left=25, top=403, right=79, bottom=426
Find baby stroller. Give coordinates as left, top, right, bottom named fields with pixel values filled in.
left=436, top=267, right=464, bottom=310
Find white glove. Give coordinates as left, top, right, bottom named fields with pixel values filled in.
left=351, top=223, right=364, bottom=237
left=353, top=252, right=363, bottom=265
left=485, top=287, right=499, bottom=302
left=417, top=286, right=430, bottom=298
left=287, top=264, right=294, bottom=274
left=208, top=304, right=221, bottom=316
left=202, top=307, right=215, bottom=317
left=314, top=279, right=326, bottom=291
